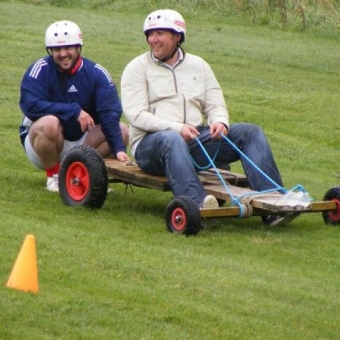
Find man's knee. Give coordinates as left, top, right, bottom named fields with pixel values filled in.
left=30, top=115, right=62, bottom=140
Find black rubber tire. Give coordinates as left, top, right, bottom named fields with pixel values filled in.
left=165, top=196, right=202, bottom=236
left=59, top=145, right=108, bottom=209
left=322, top=186, right=340, bottom=225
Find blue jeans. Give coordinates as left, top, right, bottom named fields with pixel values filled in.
left=135, top=123, right=283, bottom=207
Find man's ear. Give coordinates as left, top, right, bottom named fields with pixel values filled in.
left=176, top=33, right=181, bottom=45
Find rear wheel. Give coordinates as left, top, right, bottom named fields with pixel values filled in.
left=165, top=196, right=201, bottom=236
left=59, top=145, right=108, bottom=209
left=322, top=186, right=340, bottom=225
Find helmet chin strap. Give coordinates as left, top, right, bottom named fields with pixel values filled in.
left=66, top=54, right=82, bottom=75
left=159, top=45, right=180, bottom=63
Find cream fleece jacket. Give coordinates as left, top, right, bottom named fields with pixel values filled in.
left=121, top=50, right=229, bottom=156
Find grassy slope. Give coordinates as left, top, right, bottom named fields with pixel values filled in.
left=1, top=1, right=340, bottom=339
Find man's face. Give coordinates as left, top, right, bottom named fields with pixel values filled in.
left=50, top=46, right=80, bottom=72
left=147, top=30, right=180, bottom=61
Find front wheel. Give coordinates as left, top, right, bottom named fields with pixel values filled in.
left=322, top=186, right=340, bottom=225
left=165, top=196, right=201, bottom=236
left=59, top=145, right=108, bottom=209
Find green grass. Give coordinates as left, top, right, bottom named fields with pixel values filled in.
left=1, top=1, right=340, bottom=339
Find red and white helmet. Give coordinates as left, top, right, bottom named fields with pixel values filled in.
left=143, top=9, right=186, bottom=44
left=45, top=20, right=83, bottom=48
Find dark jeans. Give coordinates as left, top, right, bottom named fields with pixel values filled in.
left=135, top=123, right=283, bottom=207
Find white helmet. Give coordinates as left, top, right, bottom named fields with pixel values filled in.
left=45, top=20, right=83, bottom=48
left=143, top=9, right=186, bottom=44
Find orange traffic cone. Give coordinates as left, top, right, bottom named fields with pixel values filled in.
left=6, top=234, right=39, bottom=293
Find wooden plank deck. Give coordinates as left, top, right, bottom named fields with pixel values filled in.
left=105, top=159, right=248, bottom=192
left=104, top=159, right=336, bottom=216
left=105, top=159, right=170, bottom=191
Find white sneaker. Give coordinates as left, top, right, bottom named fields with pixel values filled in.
left=46, top=174, right=59, bottom=192
left=202, top=195, right=219, bottom=209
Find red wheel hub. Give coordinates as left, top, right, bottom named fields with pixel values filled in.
left=328, top=199, right=340, bottom=222
left=66, top=162, right=90, bottom=201
left=171, top=207, right=187, bottom=232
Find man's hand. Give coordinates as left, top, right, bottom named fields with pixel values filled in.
left=78, top=110, right=95, bottom=132
left=210, top=122, right=228, bottom=139
left=180, top=124, right=200, bottom=142
left=116, top=151, right=130, bottom=162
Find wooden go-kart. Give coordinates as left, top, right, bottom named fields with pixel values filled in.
left=58, top=144, right=340, bottom=236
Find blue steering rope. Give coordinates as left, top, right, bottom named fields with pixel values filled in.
left=190, top=139, right=222, bottom=171
left=220, top=134, right=285, bottom=193
left=193, top=134, right=308, bottom=217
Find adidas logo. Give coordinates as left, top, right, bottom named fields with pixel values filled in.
left=67, top=85, right=78, bottom=93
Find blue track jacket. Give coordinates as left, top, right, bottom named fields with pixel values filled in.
left=19, top=56, right=126, bottom=156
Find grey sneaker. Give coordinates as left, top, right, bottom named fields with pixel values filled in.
left=201, top=195, right=219, bottom=229
left=46, top=174, right=59, bottom=192
left=202, top=195, right=219, bottom=209
left=263, top=212, right=300, bottom=227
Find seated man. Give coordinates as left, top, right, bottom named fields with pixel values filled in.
left=19, top=20, right=129, bottom=192
left=121, top=9, right=291, bottom=226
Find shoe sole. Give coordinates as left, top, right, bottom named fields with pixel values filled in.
left=269, top=212, right=300, bottom=227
